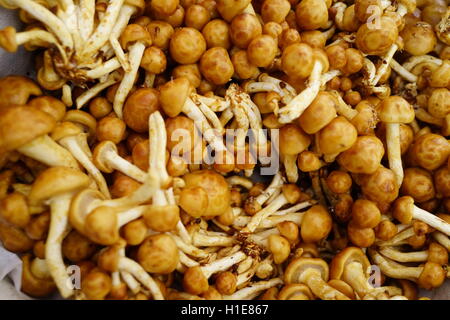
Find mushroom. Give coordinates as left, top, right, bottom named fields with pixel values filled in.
left=279, top=124, right=311, bottom=182
left=21, top=254, right=56, bottom=298
left=183, top=251, right=247, bottom=295
left=51, top=122, right=110, bottom=199
left=0, top=75, right=42, bottom=106
left=368, top=248, right=446, bottom=290
left=28, top=166, right=90, bottom=298
left=284, top=257, right=350, bottom=300
left=0, top=105, right=79, bottom=169
left=223, top=278, right=283, bottom=300
left=93, top=141, right=147, bottom=182
left=378, top=242, right=448, bottom=264
left=113, top=24, right=152, bottom=118
left=392, top=196, right=450, bottom=236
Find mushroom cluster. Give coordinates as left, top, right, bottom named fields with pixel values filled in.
left=0, top=0, right=449, bottom=300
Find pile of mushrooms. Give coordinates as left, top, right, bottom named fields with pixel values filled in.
left=0, top=0, right=449, bottom=300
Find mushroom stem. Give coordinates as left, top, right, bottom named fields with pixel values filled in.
left=101, top=147, right=147, bottom=182
left=342, top=261, right=375, bottom=299
left=4, top=0, right=73, bottom=49
left=149, top=111, right=170, bottom=187
left=120, top=271, right=141, bottom=294
left=170, top=234, right=209, bottom=259
left=385, top=123, right=403, bottom=186
left=278, top=60, right=323, bottom=123
left=76, top=72, right=121, bottom=109
left=432, top=232, right=450, bottom=252
left=283, top=154, right=298, bottom=183
left=255, top=171, right=284, bottom=206
left=377, top=227, right=415, bottom=247
left=191, top=94, right=230, bottom=112
left=117, top=257, right=164, bottom=300
left=412, top=206, right=450, bottom=236
left=192, top=232, right=236, bottom=247
left=107, top=4, right=137, bottom=72
left=224, top=278, right=283, bottom=300
left=58, top=134, right=111, bottom=199
left=379, top=247, right=429, bottom=263
left=78, top=0, right=124, bottom=61
left=45, top=193, right=74, bottom=298
left=85, top=57, right=122, bottom=79
left=371, top=44, right=398, bottom=86
left=414, top=108, right=443, bottom=127
left=77, top=0, right=95, bottom=41
left=390, top=59, right=417, bottom=82
left=243, top=193, right=289, bottom=233
left=113, top=42, right=146, bottom=118
left=201, top=251, right=246, bottom=279
left=17, top=134, right=79, bottom=169
left=300, top=268, right=350, bottom=300
left=403, top=55, right=442, bottom=71
left=330, top=90, right=358, bottom=119
left=195, top=99, right=225, bottom=135
left=369, top=249, right=422, bottom=280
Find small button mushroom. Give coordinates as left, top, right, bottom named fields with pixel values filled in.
left=137, top=234, right=179, bottom=274
left=281, top=42, right=314, bottom=79
left=300, top=205, right=332, bottom=243
left=229, top=13, right=262, bottom=49
left=295, top=0, right=328, bottom=30
left=89, top=97, right=112, bottom=119
left=284, top=257, right=350, bottom=300
left=61, top=230, right=97, bottom=264
left=410, top=133, right=450, bottom=171
left=326, top=171, right=352, bottom=195
left=110, top=175, right=141, bottom=198
left=0, top=220, right=34, bottom=252
left=247, top=35, right=278, bottom=68
left=277, top=221, right=299, bottom=243
left=146, top=21, right=174, bottom=50
left=143, top=200, right=180, bottom=232
left=215, top=271, right=237, bottom=295
left=375, top=219, right=398, bottom=241
left=355, top=16, right=399, bottom=55
left=360, top=166, right=399, bottom=211
left=427, top=88, right=450, bottom=119
left=267, top=234, right=291, bottom=264
left=169, top=27, right=206, bottom=64
left=297, top=91, right=337, bottom=134
left=279, top=28, right=301, bottom=50
left=216, top=0, right=252, bottom=22
left=181, top=170, right=231, bottom=217
left=297, top=151, right=324, bottom=172
left=317, top=116, right=358, bottom=161
left=261, top=0, right=290, bottom=23
left=0, top=191, right=30, bottom=228
left=401, top=22, right=437, bottom=56
left=231, top=50, right=260, bottom=80
left=337, top=135, right=385, bottom=174
left=121, top=218, right=147, bottom=246
left=199, top=47, right=234, bottom=85
left=172, top=64, right=202, bottom=88
left=21, top=254, right=56, bottom=298
left=347, top=221, right=376, bottom=248
left=401, top=168, right=435, bottom=203
left=0, top=75, right=42, bottom=106
left=184, top=4, right=210, bottom=30
left=123, top=88, right=160, bottom=133
left=202, top=19, right=231, bottom=49
left=434, top=166, right=450, bottom=198
left=81, top=269, right=112, bottom=300
left=351, top=199, right=381, bottom=229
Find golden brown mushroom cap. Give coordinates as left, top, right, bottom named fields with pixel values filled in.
left=182, top=170, right=231, bottom=217
left=21, top=254, right=56, bottom=297
left=317, top=116, right=357, bottom=155
left=0, top=75, right=42, bottom=106
left=300, top=205, right=332, bottom=243
left=417, top=262, right=446, bottom=290
left=378, top=96, right=415, bottom=124
left=329, top=247, right=370, bottom=280
left=278, top=283, right=314, bottom=300
left=284, top=257, right=329, bottom=284
left=29, top=166, right=90, bottom=206
left=0, top=105, right=55, bottom=154
left=279, top=124, right=311, bottom=155
left=392, top=196, right=415, bottom=224
left=137, top=234, right=179, bottom=274
left=337, top=135, right=384, bottom=174
left=158, top=77, right=191, bottom=117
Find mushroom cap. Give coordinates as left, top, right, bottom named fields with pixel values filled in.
left=392, top=196, right=414, bottom=224
left=300, top=205, right=332, bottom=243
left=0, top=26, right=17, bottom=52
left=158, top=77, right=191, bottom=117
left=93, top=141, right=119, bottom=173
left=28, top=96, right=67, bottom=122
left=0, top=75, right=42, bottom=106
left=119, top=24, right=152, bottom=49
left=278, top=283, right=314, bottom=300
left=29, top=167, right=90, bottom=206
left=84, top=206, right=119, bottom=245
left=0, top=105, right=55, bottom=154
left=329, top=247, right=371, bottom=280
left=284, top=257, right=329, bottom=284
left=378, top=96, right=415, bottom=124
left=51, top=121, right=83, bottom=141
left=183, top=266, right=209, bottom=295
left=69, top=188, right=105, bottom=235
left=179, top=186, right=209, bottom=218
left=317, top=116, right=357, bottom=155
left=137, top=234, right=179, bottom=274
left=360, top=166, right=399, bottom=206
left=21, top=254, right=56, bottom=297
left=417, top=262, right=446, bottom=290
left=183, top=169, right=231, bottom=217
left=143, top=204, right=180, bottom=232
left=279, top=124, right=311, bottom=155
left=327, top=279, right=356, bottom=300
